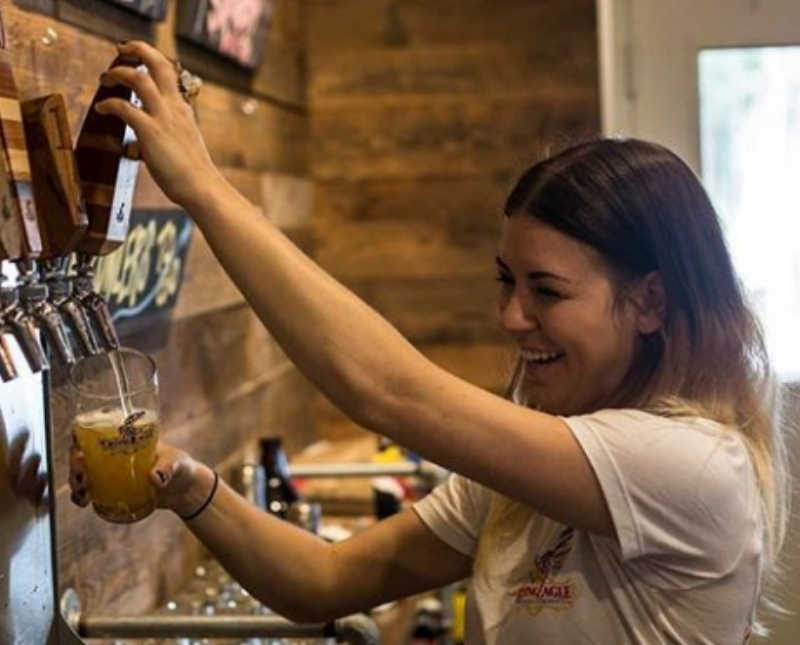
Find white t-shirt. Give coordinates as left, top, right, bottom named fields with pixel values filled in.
left=413, top=409, right=762, bottom=644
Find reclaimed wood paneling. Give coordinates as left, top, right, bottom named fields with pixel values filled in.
left=312, top=175, right=512, bottom=226
left=306, top=0, right=596, bottom=52
left=348, top=277, right=506, bottom=345
left=306, top=0, right=599, bottom=441
left=310, top=43, right=597, bottom=101
left=314, top=213, right=500, bottom=280
left=312, top=95, right=596, bottom=181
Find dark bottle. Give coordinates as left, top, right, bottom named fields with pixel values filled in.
left=260, top=437, right=300, bottom=519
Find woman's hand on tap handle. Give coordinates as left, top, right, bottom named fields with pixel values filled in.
left=95, top=41, right=225, bottom=212
left=69, top=439, right=212, bottom=518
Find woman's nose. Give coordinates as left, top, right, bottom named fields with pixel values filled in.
left=500, top=291, right=538, bottom=332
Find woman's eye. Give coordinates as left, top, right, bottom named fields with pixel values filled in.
left=535, top=287, right=562, bottom=299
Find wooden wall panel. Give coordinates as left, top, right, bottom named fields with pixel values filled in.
left=312, top=95, right=595, bottom=182
left=306, top=0, right=597, bottom=51
left=306, top=0, right=599, bottom=440
left=310, top=43, right=597, bottom=101
left=0, top=0, right=312, bottom=618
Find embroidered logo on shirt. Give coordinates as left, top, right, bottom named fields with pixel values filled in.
left=512, top=525, right=577, bottom=615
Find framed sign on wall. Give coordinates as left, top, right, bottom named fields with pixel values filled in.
left=176, top=0, right=273, bottom=70
left=92, top=210, right=193, bottom=335
left=102, top=0, right=170, bottom=20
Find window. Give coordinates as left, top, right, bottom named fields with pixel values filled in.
left=699, top=47, right=800, bottom=380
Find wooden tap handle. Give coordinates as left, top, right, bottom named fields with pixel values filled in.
left=75, top=54, right=143, bottom=257
left=0, top=46, right=41, bottom=262
left=21, top=93, right=88, bottom=260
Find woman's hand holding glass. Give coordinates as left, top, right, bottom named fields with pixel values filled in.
left=70, top=440, right=213, bottom=520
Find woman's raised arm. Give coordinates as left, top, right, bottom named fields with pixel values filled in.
left=96, top=41, right=614, bottom=538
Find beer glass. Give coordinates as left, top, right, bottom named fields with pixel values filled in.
left=70, top=348, right=160, bottom=523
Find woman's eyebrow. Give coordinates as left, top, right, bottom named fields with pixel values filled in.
left=527, top=271, right=570, bottom=283
left=495, top=257, right=570, bottom=282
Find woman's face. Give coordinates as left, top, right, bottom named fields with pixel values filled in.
left=497, top=214, right=642, bottom=416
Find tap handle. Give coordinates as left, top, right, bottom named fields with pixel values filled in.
left=0, top=332, right=17, bottom=381
left=75, top=54, right=143, bottom=257
left=0, top=37, right=41, bottom=262
left=21, top=94, right=88, bottom=260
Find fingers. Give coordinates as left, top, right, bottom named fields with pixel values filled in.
left=95, top=97, right=152, bottom=135
left=116, top=40, right=181, bottom=100
left=100, top=65, right=163, bottom=115
left=69, top=449, right=90, bottom=508
left=150, top=451, right=177, bottom=489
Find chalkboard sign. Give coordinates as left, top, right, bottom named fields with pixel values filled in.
left=92, top=210, right=193, bottom=333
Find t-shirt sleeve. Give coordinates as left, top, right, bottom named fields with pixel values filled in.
left=564, top=409, right=759, bottom=585
left=412, top=473, right=492, bottom=557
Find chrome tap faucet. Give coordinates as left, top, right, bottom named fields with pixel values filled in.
left=0, top=270, right=47, bottom=374
left=41, top=256, right=101, bottom=358
left=15, top=258, right=75, bottom=366
left=72, top=253, right=119, bottom=352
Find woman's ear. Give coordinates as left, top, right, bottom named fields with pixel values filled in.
left=630, top=271, right=666, bottom=334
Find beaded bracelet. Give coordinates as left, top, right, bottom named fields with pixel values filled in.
left=180, top=470, right=219, bottom=521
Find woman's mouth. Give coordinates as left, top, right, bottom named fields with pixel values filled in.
left=520, top=348, right=564, bottom=365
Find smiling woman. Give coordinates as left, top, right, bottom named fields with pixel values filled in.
left=495, top=216, right=647, bottom=416
left=70, top=40, right=789, bottom=645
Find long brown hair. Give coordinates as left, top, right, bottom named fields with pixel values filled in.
left=478, top=138, right=789, bottom=627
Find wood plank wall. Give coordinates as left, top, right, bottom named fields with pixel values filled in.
left=2, top=0, right=314, bottom=616
left=305, top=0, right=600, bottom=438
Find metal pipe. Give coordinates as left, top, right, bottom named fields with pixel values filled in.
left=77, top=613, right=380, bottom=644
left=288, top=462, right=445, bottom=480
left=79, top=614, right=331, bottom=639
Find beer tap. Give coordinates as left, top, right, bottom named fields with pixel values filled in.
left=0, top=35, right=74, bottom=372
left=21, top=93, right=98, bottom=358
left=72, top=54, right=143, bottom=352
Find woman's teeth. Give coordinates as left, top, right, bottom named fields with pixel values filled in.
left=521, top=349, right=562, bottom=363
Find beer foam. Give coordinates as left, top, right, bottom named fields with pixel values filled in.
left=75, top=407, right=157, bottom=428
